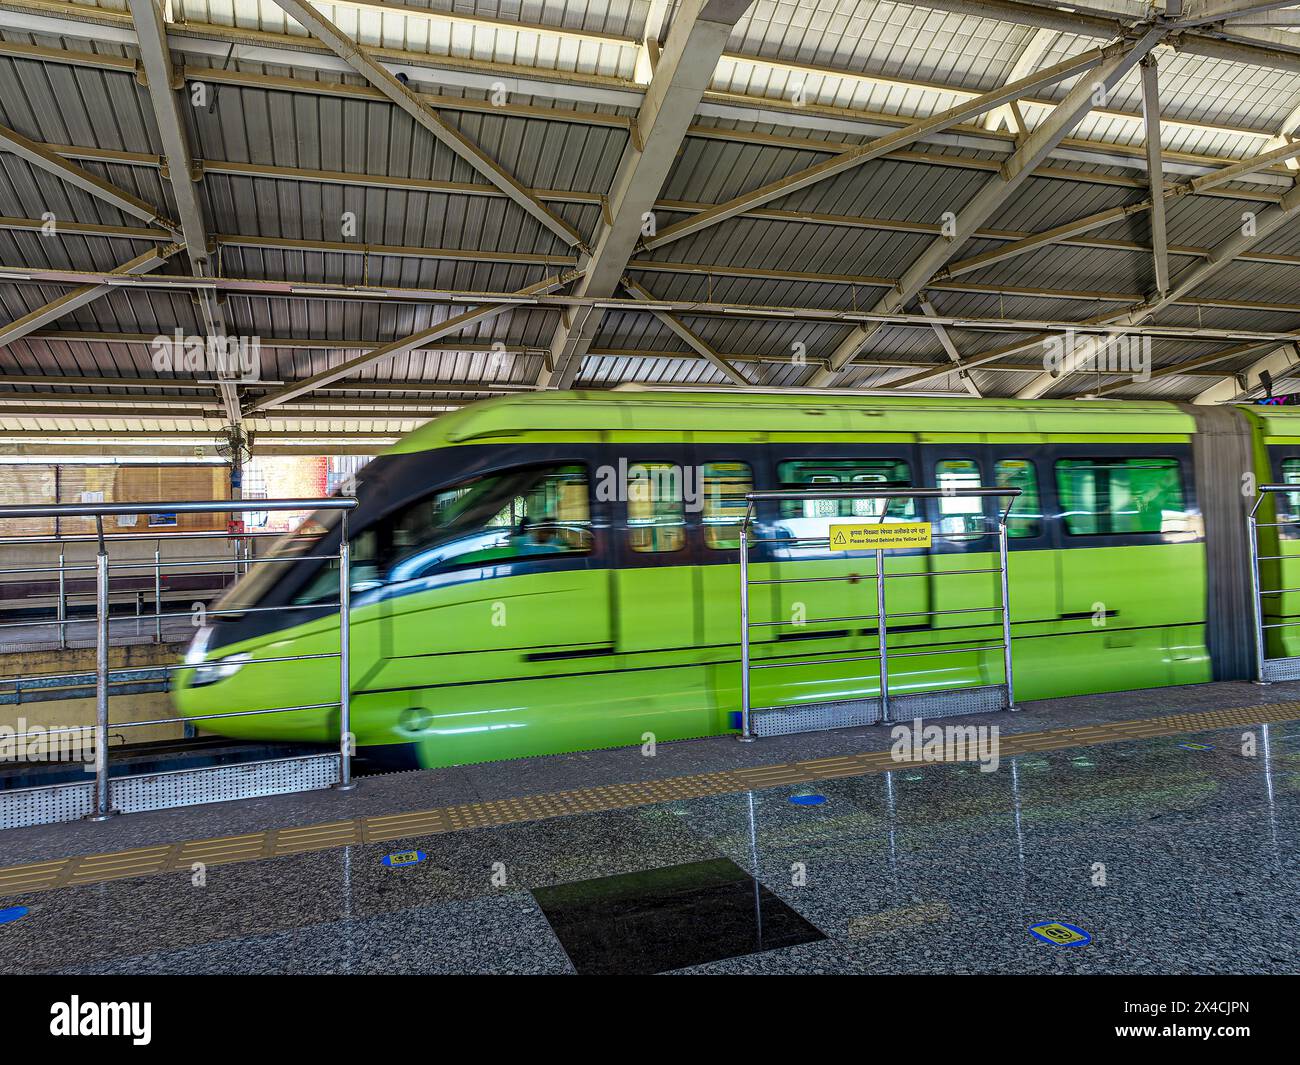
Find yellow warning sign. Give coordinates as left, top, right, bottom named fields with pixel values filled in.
left=829, top=522, right=932, bottom=551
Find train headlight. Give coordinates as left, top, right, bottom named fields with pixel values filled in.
left=189, top=652, right=252, bottom=688
left=185, top=626, right=251, bottom=687
left=185, top=625, right=213, bottom=665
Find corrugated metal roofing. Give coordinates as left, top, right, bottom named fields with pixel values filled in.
left=5, top=0, right=1300, bottom=447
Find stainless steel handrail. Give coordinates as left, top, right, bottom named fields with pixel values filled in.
left=737, top=486, right=1021, bottom=740
left=0, top=497, right=359, bottom=819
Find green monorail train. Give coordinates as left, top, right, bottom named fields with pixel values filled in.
left=174, top=390, right=1300, bottom=769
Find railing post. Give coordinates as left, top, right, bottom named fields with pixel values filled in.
left=86, top=518, right=117, bottom=820
left=738, top=517, right=754, bottom=742
left=1248, top=511, right=1268, bottom=684
left=876, top=546, right=890, bottom=725
left=57, top=548, right=67, bottom=650
left=998, top=521, right=1018, bottom=711
left=334, top=510, right=356, bottom=790
left=153, top=545, right=162, bottom=643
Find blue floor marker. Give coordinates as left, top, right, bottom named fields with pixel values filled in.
left=1028, top=920, right=1091, bottom=947
left=0, top=906, right=28, bottom=926
left=1177, top=742, right=1216, bottom=751
left=788, top=794, right=827, bottom=806
left=381, top=850, right=427, bottom=868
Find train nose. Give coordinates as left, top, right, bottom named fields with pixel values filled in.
left=182, top=625, right=251, bottom=687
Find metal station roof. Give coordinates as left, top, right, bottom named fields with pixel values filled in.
left=4, top=0, right=1300, bottom=454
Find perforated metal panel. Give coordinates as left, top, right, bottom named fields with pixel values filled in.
left=889, top=684, right=1007, bottom=720
left=1261, top=657, right=1300, bottom=682
left=751, top=684, right=1006, bottom=737
left=110, top=754, right=340, bottom=813
left=0, top=780, right=93, bottom=830
left=752, top=697, right=882, bottom=737
left=0, top=755, right=340, bottom=829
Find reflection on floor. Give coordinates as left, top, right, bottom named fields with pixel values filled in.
left=534, top=857, right=825, bottom=975
left=1, top=719, right=1298, bottom=974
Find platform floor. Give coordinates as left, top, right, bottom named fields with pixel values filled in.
left=2, top=681, right=1299, bottom=974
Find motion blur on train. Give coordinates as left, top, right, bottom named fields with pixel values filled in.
left=175, top=389, right=1300, bottom=768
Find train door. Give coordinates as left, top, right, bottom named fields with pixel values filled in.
left=611, top=445, right=700, bottom=654
left=922, top=444, right=999, bottom=633
left=1265, top=449, right=1300, bottom=657
left=1049, top=445, right=1203, bottom=686
left=764, top=445, right=927, bottom=654
left=987, top=450, right=1056, bottom=625
left=691, top=448, right=763, bottom=649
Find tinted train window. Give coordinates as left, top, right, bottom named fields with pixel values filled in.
left=627, top=462, right=687, bottom=553
left=776, top=459, right=914, bottom=519
left=995, top=459, right=1043, bottom=538
left=701, top=462, right=753, bottom=549
left=1054, top=458, right=1187, bottom=536
left=1279, top=458, right=1300, bottom=534
left=935, top=459, right=987, bottom=540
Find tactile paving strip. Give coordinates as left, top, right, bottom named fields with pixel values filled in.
left=2, top=699, right=1298, bottom=898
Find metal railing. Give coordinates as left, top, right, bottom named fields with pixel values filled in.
left=737, top=487, right=1020, bottom=740
left=0, top=528, right=288, bottom=650
left=1247, top=485, right=1300, bottom=683
left=0, top=497, right=357, bottom=823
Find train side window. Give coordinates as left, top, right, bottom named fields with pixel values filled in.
left=994, top=459, right=1043, bottom=538
left=1054, top=458, right=1188, bottom=536
left=772, top=459, right=912, bottom=555
left=935, top=459, right=987, bottom=540
left=701, top=462, right=753, bottom=549
left=775, top=459, right=914, bottom=519
left=627, top=462, right=687, bottom=553
left=1279, top=458, right=1300, bottom=534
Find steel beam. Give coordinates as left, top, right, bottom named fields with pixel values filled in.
left=250, top=271, right=580, bottom=411
left=540, top=0, right=751, bottom=389
left=622, top=277, right=749, bottom=385
left=938, top=134, right=1300, bottom=281
left=128, top=0, right=240, bottom=425
left=1017, top=179, right=1300, bottom=397
left=0, top=246, right=178, bottom=348
left=983, top=28, right=1057, bottom=134
left=268, top=0, right=586, bottom=250
left=0, top=123, right=179, bottom=234
left=641, top=44, right=1121, bottom=253
left=1140, top=57, right=1170, bottom=296
left=918, top=295, right=982, bottom=396
left=1177, top=0, right=1300, bottom=27
left=1190, top=343, right=1299, bottom=402
left=809, top=28, right=1166, bottom=387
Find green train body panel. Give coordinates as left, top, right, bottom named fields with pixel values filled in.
left=174, top=392, right=1227, bottom=768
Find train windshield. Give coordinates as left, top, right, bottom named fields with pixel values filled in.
left=288, top=464, right=591, bottom=606
left=215, top=509, right=344, bottom=614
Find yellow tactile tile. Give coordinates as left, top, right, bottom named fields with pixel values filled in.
left=1, top=699, right=1298, bottom=897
